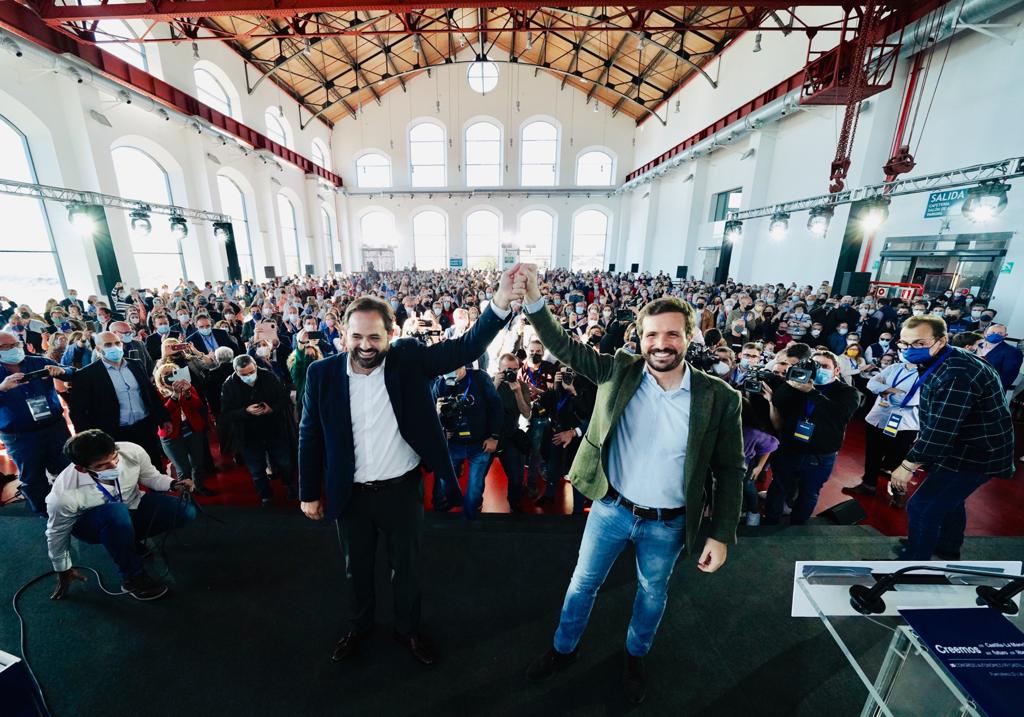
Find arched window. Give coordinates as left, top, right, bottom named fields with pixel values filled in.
left=355, top=152, right=392, bottom=188
left=571, top=209, right=608, bottom=271
left=520, top=121, right=558, bottom=186
left=96, top=20, right=148, bottom=71
left=265, top=107, right=290, bottom=148
left=194, top=67, right=232, bottom=117
left=311, top=139, right=331, bottom=171
left=0, top=115, right=66, bottom=307
left=576, top=150, right=615, bottom=186
left=466, top=209, right=500, bottom=269
left=465, top=121, right=501, bottom=187
left=467, top=61, right=499, bottom=94
left=321, top=206, right=337, bottom=270
left=111, top=145, right=186, bottom=286
left=409, top=122, right=446, bottom=187
left=359, top=209, right=396, bottom=252
left=277, top=194, right=302, bottom=275
left=517, top=210, right=554, bottom=268
left=413, top=211, right=448, bottom=271
left=216, top=175, right=256, bottom=280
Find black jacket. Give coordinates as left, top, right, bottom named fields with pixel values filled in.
left=772, top=379, right=861, bottom=454
left=186, top=328, right=238, bottom=356
left=146, top=329, right=182, bottom=361
left=68, top=359, right=169, bottom=435
left=219, top=367, right=293, bottom=450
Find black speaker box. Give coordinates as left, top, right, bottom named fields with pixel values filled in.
left=839, top=272, right=872, bottom=297
left=818, top=499, right=868, bottom=525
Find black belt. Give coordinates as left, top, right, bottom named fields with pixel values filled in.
left=353, top=467, right=420, bottom=493
left=605, top=486, right=685, bottom=521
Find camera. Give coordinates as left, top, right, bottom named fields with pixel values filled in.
left=501, top=368, right=518, bottom=383
left=685, top=343, right=718, bottom=373
left=19, top=368, right=52, bottom=383
left=742, top=367, right=772, bottom=394
left=786, top=357, right=818, bottom=384
left=438, top=394, right=474, bottom=435
left=561, top=368, right=575, bottom=386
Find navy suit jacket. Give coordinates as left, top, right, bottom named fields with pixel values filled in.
left=186, top=327, right=237, bottom=355
left=298, top=304, right=508, bottom=519
left=984, top=341, right=1023, bottom=391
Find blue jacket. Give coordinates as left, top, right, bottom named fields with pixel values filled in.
left=61, top=344, right=95, bottom=368
left=983, top=341, right=1023, bottom=391
left=0, top=356, right=69, bottom=433
left=431, top=368, right=503, bottom=444
left=298, top=304, right=508, bottom=519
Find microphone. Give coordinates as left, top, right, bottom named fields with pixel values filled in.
left=849, top=565, right=1024, bottom=615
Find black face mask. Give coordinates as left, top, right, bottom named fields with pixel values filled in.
left=529, top=353, right=543, bottom=364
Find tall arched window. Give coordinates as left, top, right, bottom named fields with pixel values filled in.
left=216, top=175, right=256, bottom=280
left=413, top=211, right=448, bottom=270
left=409, top=122, right=446, bottom=187
left=466, top=209, right=500, bottom=269
left=571, top=209, right=608, bottom=271
left=311, top=139, right=331, bottom=171
left=355, top=152, right=392, bottom=188
left=321, top=206, right=337, bottom=270
left=575, top=150, right=615, bottom=186
left=277, top=194, right=302, bottom=275
left=0, top=115, right=66, bottom=307
left=111, top=145, right=186, bottom=286
left=265, top=107, right=290, bottom=148
left=517, top=210, right=554, bottom=268
left=520, top=121, right=558, bottom=186
left=194, top=67, right=232, bottom=117
left=96, top=20, right=148, bottom=71
left=465, top=121, right=501, bottom=187
left=359, top=209, right=396, bottom=262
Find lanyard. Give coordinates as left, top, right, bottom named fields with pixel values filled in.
left=525, top=366, right=544, bottom=387
left=556, top=393, right=571, bottom=413
left=804, top=382, right=831, bottom=420
left=91, top=476, right=124, bottom=503
left=891, top=367, right=914, bottom=389
left=900, top=346, right=951, bottom=408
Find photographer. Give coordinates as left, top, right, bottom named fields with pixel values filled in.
left=493, top=354, right=533, bottom=512
left=431, top=364, right=503, bottom=518
left=519, top=338, right=558, bottom=497
left=45, top=429, right=196, bottom=602
left=764, top=350, right=861, bottom=525
left=534, top=365, right=595, bottom=513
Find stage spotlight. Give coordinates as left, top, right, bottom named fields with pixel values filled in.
left=962, top=180, right=1009, bottom=223
left=807, top=205, right=834, bottom=236
left=130, top=208, right=152, bottom=237
left=67, top=203, right=95, bottom=236
left=768, top=212, right=790, bottom=240
left=723, top=220, right=743, bottom=243
left=859, top=197, right=890, bottom=231
left=213, top=222, right=232, bottom=241
left=169, top=215, right=189, bottom=240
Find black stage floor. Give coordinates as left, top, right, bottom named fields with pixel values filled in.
left=2, top=503, right=1022, bottom=717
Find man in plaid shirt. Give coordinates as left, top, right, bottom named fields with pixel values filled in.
left=890, top=315, right=1015, bottom=560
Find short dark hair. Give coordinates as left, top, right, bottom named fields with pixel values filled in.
left=950, top=331, right=983, bottom=348
left=783, top=342, right=812, bottom=360
left=812, top=349, right=839, bottom=370
left=636, top=297, right=695, bottom=338
left=903, top=315, right=947, bottom=339
left=64, top=429, right=116, bottom=467
left=344, top=295, right=395, bottom=334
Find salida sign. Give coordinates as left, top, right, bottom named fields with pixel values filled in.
left=924, top=188, right=968, bottom=218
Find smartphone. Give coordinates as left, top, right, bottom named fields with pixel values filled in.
left=255, top=320, right=278, bottom=343
left=171, top=342, right=190, bottom=352
left=169, top=366, right=191, bottom=384
left=306, top=330, right=323, bottom=341
left=20, top=368, right=51, bottom=382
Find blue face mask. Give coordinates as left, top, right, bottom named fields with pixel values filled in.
left=103, top=346, right=124, bottom=363
left=901, top=346, right=934, bottom=364
left=985, top=333, right=1004, bottom=344
left=198, top=327, right=213, bottom=337
left=239, top=372, right=257, bottom=386
left=119, top=332, right=135, bottom=343
left=156, top=324, right=171, bottom=335
left=0, top=347, right=26, bottom=364
left=813, top=368, right=833, bottom=386
left=739, top=358, right=750, bottom=369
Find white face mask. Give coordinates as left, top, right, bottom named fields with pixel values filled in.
left=256, top=347, right=271, bottom=358
left=713, top=361, right=731, bottom=376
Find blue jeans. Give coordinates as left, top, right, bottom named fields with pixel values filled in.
left=1, top=421, right=71, bottom=515
left=764, top=449, right=837, bottom=525
left=71, top=493, right=197, bottom=579
left=553, top=496, right=686, bottom=657
left=900, top=469, right=990, bottom=560
left=439, top=442, right=493, bottom=519
left=240, top=433, right=294, bottom=500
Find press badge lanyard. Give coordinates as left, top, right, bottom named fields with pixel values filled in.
left=793, top=386, right=828, bottom=443
left=882, top=347, right=951, bottom=437
left=90, top=475, right=124, bottom=503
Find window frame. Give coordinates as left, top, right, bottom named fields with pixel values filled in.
left=408, top=120, right=447, bottom=188
left=575, top=148, right=616, bottom=187
left=519, top=119, right=560, bottom=187
left=277, top=193, right=302, bottom=275
left=412, top=208, right=449, bottom=271
left=354, top=150, right=393, bottom=188
left=194, top=67, right=232, bottom=118
left=570, top=207, right=610, bottom=272
left=465, top=207, right=502, bottom=269
left=463, top=119, right=503, bottom=188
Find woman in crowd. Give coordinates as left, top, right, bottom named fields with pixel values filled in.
left=60, top=330, right=94, bottom=368
left=287, top=329, right=324, bottom=422
left=154, top=363, right=216, bottom=496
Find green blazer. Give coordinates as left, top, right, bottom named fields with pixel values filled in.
left=527, top=305, right=746, bottom=554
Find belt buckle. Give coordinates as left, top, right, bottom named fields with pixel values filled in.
left=631, top=504, right=644, bottom=518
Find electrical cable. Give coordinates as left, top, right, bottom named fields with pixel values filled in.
left=913, top=0, right=965, bottom=157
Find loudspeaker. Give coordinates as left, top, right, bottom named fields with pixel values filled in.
left=334, top=264, right=342, bottom=272
left=839, top=271, right=872, bottom=297
left=817, top=499, right=868, bottom=525
left=608, top=263, right=616, bottom=272
left=630, top=263, right=640, bottom=273
left=264, top=265, right=276, bottom=279
left=676, top=265, right=688, bottom=279
left=304, top=264, right=315, bottom=276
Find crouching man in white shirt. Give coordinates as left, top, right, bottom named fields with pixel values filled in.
left=45, top=429, right=196, bottom=601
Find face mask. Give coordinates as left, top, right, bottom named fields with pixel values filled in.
left=793, top=310, right=804, bottom=317
left=118, top=332, right=136, bottom=343
left=288, top=313, right=299, bottom=322
left=739, top=358, right=751, bottom=368
left=813, top=368, right=834, bottom=386
left=810, top=330, right=821, bottom=338
left=971, top=310, right=982, bottom=319
left=103, top=346, right=124, bottom=363
left=696, top=303, right=706, bottom=309
left=837, top=328, right=848, bottom=335
left=985, top=333, right=1004, bottom=344
left=846, top=349, right=860, bottom=357
left=93, top=466, right=121, bottom=483
left=390, top=301, right=400, bottom=309
left=152, top=324, right=170, bottom=336
left=198, top=327, right=213, bottom=337
left=239, top=372, right=258, bottom=385
left=554, top=299, right=562, bottom=305
left=485, top=292, right=493, bottom=300
left=713, top=362, right=731, bottom=376
left=912, top=309, right=925, bottom=317
left=443, top=302, right=451, bottom=309
left=325, top=318, right=335, bottom=327
left=529, top=353, right=543, bottom=364
left=602, top=311, right=612, bottom=319
left=901, top=346, right=934, bottom=364
left=575, top=307, right=585, bottom=315
left=178, top=314, right=189, bottom=323
left=879, top=340, right=890, bottom=348
left=433, top=308, right=442, bottom=316
left=256, top=347, right=271, bottom=358
left=0, top=347, right=25, bottom=364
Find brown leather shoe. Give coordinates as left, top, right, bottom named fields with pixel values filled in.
left=393, top=630, right=437, bottom=666
left=331, top=629, right=370, bottom=662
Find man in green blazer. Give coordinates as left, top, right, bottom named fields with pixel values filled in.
left=519, top=265, right=745, bottom=704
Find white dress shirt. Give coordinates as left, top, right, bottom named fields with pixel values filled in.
left=347, top=357, right=421, bottom=484
left=45, top=442, right=173, bottom=572
left=864, top=362, right=921, bottom=432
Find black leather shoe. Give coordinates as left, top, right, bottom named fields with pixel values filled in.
left=331, top=629, right=370, bottom=662
left=393, top=631, right=437, bottom=666
left=842, top=483, right=876, bottom=497
left=933, top=549, right=962, bottom=561
left=526, top=646, right=578, bottom=682
left=623, top=652, right=647, bottom=705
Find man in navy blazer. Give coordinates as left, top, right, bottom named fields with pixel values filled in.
left=299, top=266, right=526, bottom=667
left=981, top=324, right=1023, bottom=393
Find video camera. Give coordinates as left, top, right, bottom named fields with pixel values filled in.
left=438, top=394, right=474, bottom=435
left=685, top=343, right=719, bottom=373
left=786, top=357, right=818, bottom=384
left=742, top=367, right=774, bottom=394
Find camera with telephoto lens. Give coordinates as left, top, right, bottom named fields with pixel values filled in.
left=501, top=368, right=518, bottom=383
left=438, top=394, right=474, bottom=434
left=742, top=367, right=773, bottom=394
left=685, top=343, right=718, bottom=373
left=786, top=357, right=818, bottom=384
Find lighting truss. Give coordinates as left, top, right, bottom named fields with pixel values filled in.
left=0, top=178, right=230, bottom=224
left=727, top=157, right=1024, bottom=221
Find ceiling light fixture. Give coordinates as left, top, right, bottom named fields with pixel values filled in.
left=962, top=180, right=1010, bottom=223
left=169, top=215, right=189, bottom=240
left=807, top=205, right=834, bottom=236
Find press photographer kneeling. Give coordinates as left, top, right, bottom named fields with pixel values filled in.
left=493, top=354, right=533, bottom=512
left=45, top=429, right=197, bottom=601
left=432, top=364, right=503, bottom=518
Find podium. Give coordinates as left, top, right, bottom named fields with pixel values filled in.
left=792, top=560, right=1024, bottom=717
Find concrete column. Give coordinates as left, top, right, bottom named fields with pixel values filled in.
left=303, top=174, right=326, bottom=273
left=731, top=129, right=779, bottom=281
